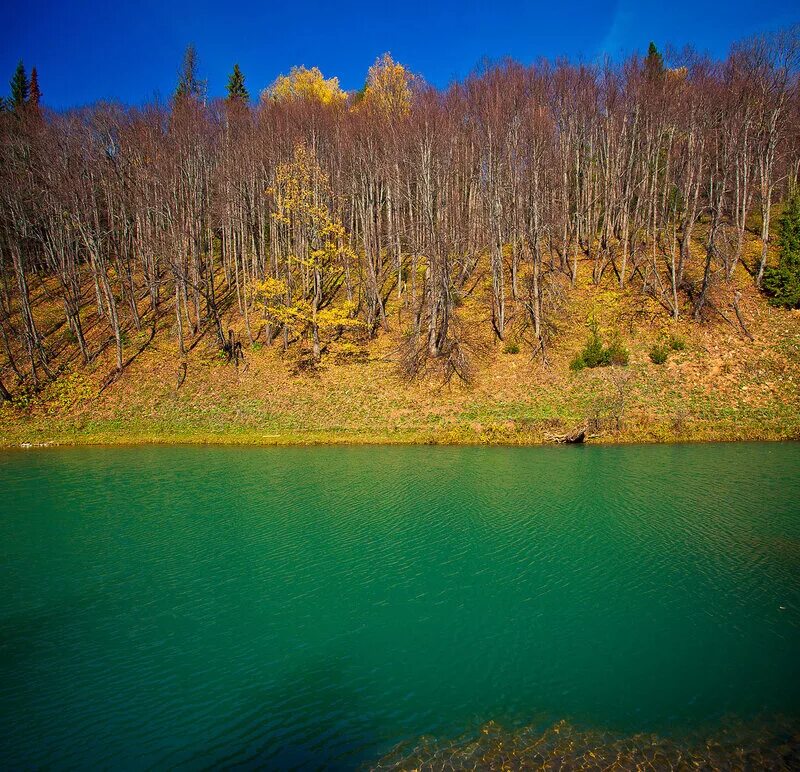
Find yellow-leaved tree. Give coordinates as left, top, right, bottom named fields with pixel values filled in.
left=268, top=144, right=360, bottom=360
left=358, top=53, right=415, bottom=114
left=263, top=66, right=346, bottom=106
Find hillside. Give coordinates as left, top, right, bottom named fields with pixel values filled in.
left=2, top=37, right=800, bottom=448
left=2, top=247, right=798, bottom=448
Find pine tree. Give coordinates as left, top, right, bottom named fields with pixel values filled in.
left=29, top=67, right=41, bottom=108
left=10, top=60, right=29, bottom=109
left=763, top=191, right=800, bottom=308
left=175, top=44, right=206, bottom=102
left=226, top=64, right=249, bottom=102
left=645, top=42, right=664, bottom=80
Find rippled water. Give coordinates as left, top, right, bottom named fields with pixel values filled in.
left=0, top=443, right=798, bottom=769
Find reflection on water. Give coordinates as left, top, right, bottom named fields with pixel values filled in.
left=374, top=718, right=800, bottom=770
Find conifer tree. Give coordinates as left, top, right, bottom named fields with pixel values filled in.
left=29, top=67, right=41, bottom=108
left=10, top=60, right=29, bottom=109
left=227, top=64, right=249, bottom=102
left=763, top=191, right=800, bottom=308
left=645, top=42, right=664, bottom=79
left=175, top=44, right=206, bottom=102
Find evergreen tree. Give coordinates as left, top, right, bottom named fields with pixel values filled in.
left=29, top=67, right=41, bottom=108
left=645, top=42, right=664, bottom=80
left=10, top=60, right=29, bottom=109
left=226, top=63, right=249, bottom=102
left=175, top=44, right=206, bottom=102
left=763, top=191, right=800, bottom=308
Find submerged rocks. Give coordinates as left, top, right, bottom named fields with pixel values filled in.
left=372, top=719, right=800, bottom=771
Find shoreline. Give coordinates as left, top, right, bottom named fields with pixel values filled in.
left=2, top=425, right=798, bottom=450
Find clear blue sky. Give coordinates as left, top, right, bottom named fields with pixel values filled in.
left=3, top=0, right=798, bottom=108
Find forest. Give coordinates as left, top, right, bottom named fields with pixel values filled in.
left=0, top=30, right=799, bottom=408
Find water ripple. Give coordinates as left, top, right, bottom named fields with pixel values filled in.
left=0, top=443, right=798, bottom=769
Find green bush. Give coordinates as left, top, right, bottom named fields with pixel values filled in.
left=669, top=335, right=686, bottom=351
left=649, top=344, right=669, bottom=364
left=606, top=337, right=629, bottom=366
left=580, top=325, right=608, bottom=367
left=763, top=191, right=800, bottom=308
left=571, top=323, right=628, bottom=371
left=502, top=340, right=520, bottom=355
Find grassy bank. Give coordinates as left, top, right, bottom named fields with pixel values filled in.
left=2, top=261, right=799, bottom=449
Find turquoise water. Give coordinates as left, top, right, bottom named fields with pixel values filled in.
left=0, top=443, right=798, bottom=768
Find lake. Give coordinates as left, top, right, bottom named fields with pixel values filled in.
left=0, top=443, right=798, bottom=768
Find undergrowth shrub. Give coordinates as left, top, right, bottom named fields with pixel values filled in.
left=649, top=343, right=669, bottom=364
left=569, top=353, right=586, bottom=372
left=502, top=340, right=520, bottom=355
left=605, top=336, right=629, bottom=366
left=669, top=335, right=686, bottom=351
left=571, top=322, right=628, bottom=371
left=580, top=326, right=607, bottom=367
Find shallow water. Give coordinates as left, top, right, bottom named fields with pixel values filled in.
left=0, top=443, right=798, bottom=769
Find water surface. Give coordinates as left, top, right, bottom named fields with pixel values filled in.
left=0, top=443, right=798, bottom=768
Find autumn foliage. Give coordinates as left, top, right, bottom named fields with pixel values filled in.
left=0, top=32, right=799, bottom=401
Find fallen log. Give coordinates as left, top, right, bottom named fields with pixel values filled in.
left=545, top=426, right=587, bottom=444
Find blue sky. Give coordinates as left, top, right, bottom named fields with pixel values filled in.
left=3, top=0, right=798, bottom=108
